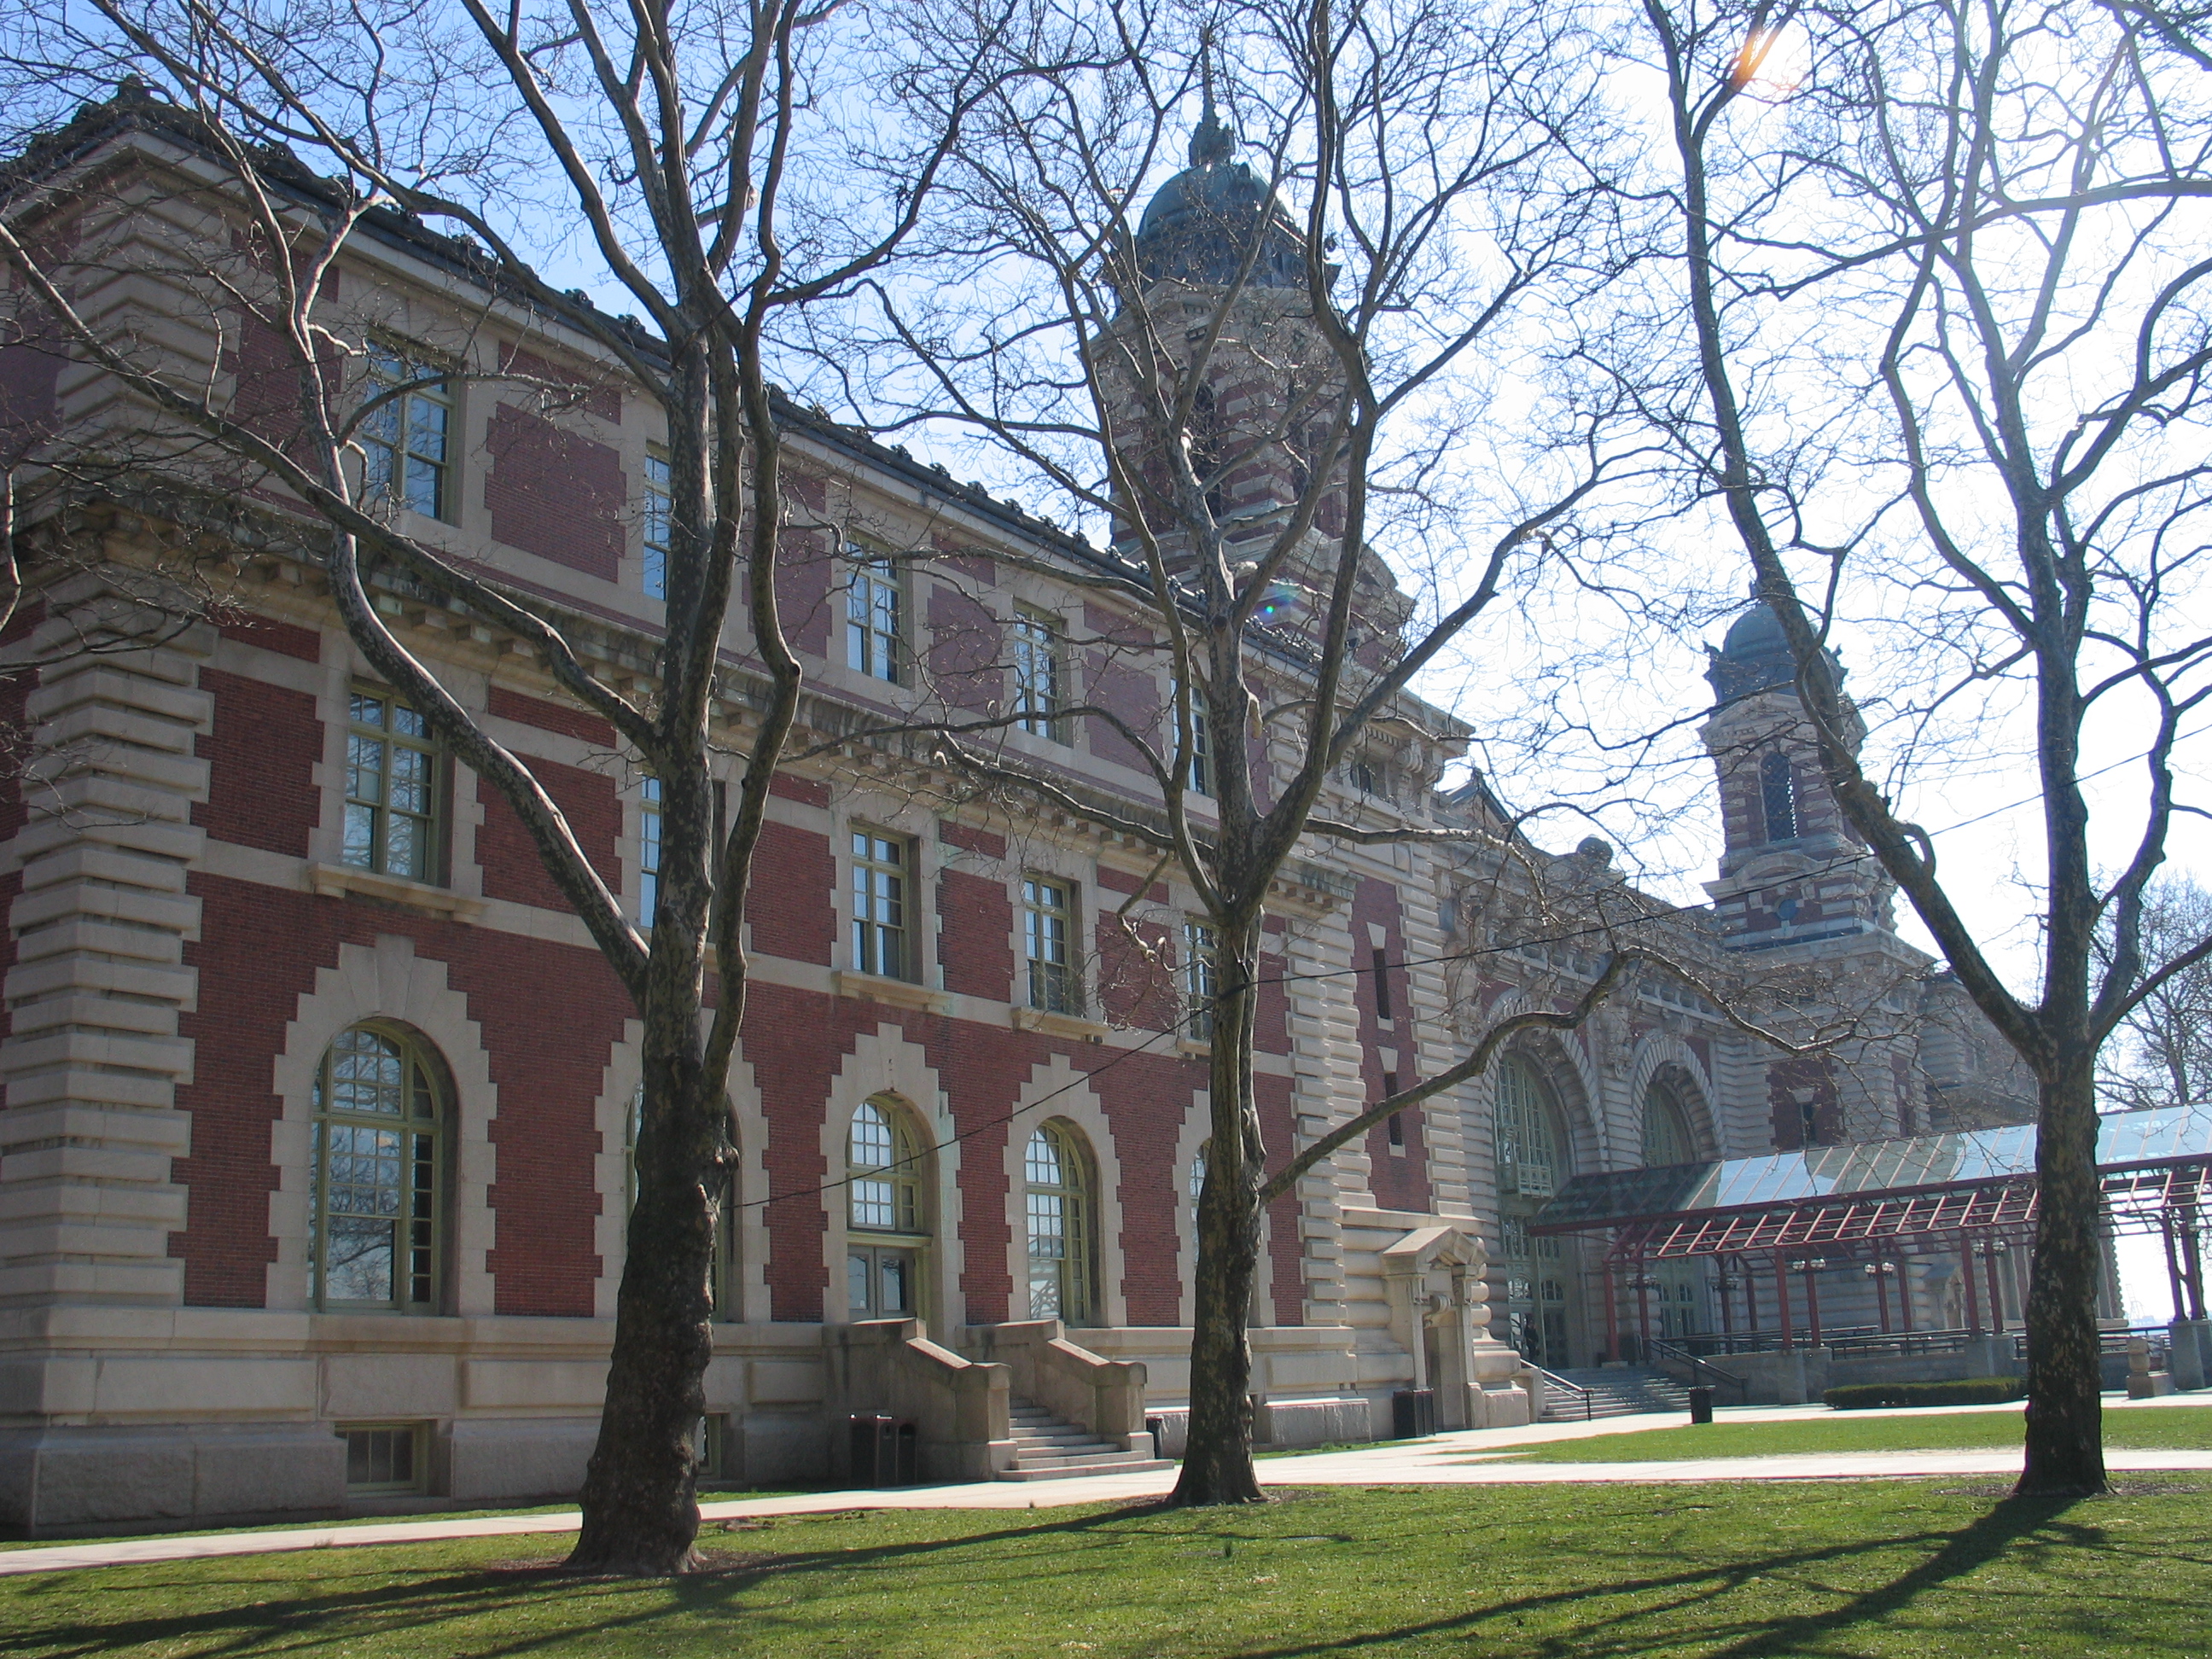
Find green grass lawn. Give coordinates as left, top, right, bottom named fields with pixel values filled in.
left=1490, top=1404, right=2212, bottom=1464
left=5, top=1481, right=2209, bottom=1657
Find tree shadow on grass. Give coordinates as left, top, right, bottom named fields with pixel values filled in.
left=1212, top=1493, right=2111, bottom=1658
left=5, top=1503, right=1182, bottom=1659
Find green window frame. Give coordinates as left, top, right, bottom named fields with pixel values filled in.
left=851, top=830, right=910, bottom=979
left=344, top=688, right=441, bottom=882
left=1023, top=876, right=1077, bottom=1014
left=847, top=551, right=902, bottom=683
left=642, top=448, right=672, bottom=600
left=311, top=1023, right=444, bottom=1312
left=1013, top=606, right=1064, bottom=739
left=361, top=345, right=452, bottom=520
left=1024, top=1122, right=1095, bottom=1324
left=1183, top=919, right=1219, bottom=1040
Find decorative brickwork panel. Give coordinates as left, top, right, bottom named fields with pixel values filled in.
left=1087, top=1049, right=1205, bottom=1324
left=195, top=670, right=322, bottom=857
left=474, top=760, right=621, bottom=911
left=1768, top=1055, right=1842, bottom=1150
left=486, top=684, right=616, bottom=748
left=1353, top=877, right=1429, bottom=1215
left=938, top=818, right=1004, bottom=859
left=1260, top=1070, right=1305, bottom=1324
left=748, top=819, right=835, bottom=964
left=1096, top=913, right=1175, bottom=1031
left=938, top=869, right=1012, bottom=1000
left=498, top=344, right=622, bottom=422
left=218, top=614, right=323, bottom=663
left=769, top=773, right=830, bottom=809
left=0, top=301, right=63, bottom=469
left=484, top=404, right=625, bottom=579
left=171, top=874, right=627, bottom=1315
left=925, top=585, right=1002, bottom=712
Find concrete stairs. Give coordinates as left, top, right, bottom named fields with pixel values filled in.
left=1001, top=1397, right=1175, bottom=1481
left=1539, top=1367, right=1695, bottom=1422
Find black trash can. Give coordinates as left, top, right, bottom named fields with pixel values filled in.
left=1391, top=1388, right=1436, bottom=1439
left=1687, top=1386, right=1714, bottom=1425
left=849, top=1413, right=899, bottom=1486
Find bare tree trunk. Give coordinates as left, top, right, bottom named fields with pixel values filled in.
left=1175, top=916, right=1266, bottom=1505
left=2019, top=1042, right=2108, bottom=1496
left=571, top=1053, right=719, bottom=1571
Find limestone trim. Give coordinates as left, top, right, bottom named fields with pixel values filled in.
left=266, top=934, right=498, bottom=1316
left=0, top=591, right=214, bottom=1307
left=305, top=862, right=488, bottom=921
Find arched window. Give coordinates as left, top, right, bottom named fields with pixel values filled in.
left=311, top=1023, right=444, bottom=1311
left=1496, top=1057, right=1563, bottom=1198
left=1493, top=1056, right=1579, bottom=1365
left=847, top=1098, right=927, bottom=1318
left=1641, top=1082, right=1697, bottom=1168
left=1761, top=751, right=1798, bottom=841
left=1025, top=1123, right=1096, bottom=1324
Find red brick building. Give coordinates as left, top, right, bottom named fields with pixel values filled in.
left=0, top=96, right=2032, bottom=1532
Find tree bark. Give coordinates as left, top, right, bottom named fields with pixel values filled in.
left=1173, top=917, right=1267, bottom=1505
left=2017, top=1043, right=2108, bottom=1496
left=568, top=1051, right=721, bottom=1572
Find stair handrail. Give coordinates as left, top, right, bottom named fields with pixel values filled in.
left=1529, top=1364, right=1594, bottom=1421
left=1649, top=1338, right=1750, bottom=1404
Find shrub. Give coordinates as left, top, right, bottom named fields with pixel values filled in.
left=1823, top=1377, right=2027, bottom=1411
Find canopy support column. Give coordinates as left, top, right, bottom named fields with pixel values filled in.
left=1961, top=1237, right=1982, bottom=1336
left=1774, top=1252, right=1793, bottom=1353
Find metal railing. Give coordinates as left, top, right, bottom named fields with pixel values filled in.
left=1530, top=1365, right=1594, bottom=1421
left=1826, top=1328, right=1984, bottom=1359
left=1649, top=1338, right=1751, bottom=1403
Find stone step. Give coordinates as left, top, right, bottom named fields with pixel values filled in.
left=998, top=1457, right=1177, bottom=1482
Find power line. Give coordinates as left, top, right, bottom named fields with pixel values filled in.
left=731, top=720, right=2211, bottom=1219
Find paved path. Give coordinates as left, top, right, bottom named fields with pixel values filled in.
left=4, top=1397, right=2204, bottom=1579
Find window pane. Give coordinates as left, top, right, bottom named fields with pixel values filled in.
left=879, top=1253, right=910, bottom=1313
left=848, top=1251, right=872, bottom=1313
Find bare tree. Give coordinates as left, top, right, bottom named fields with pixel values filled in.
left=2098, top=876, right=2212, bottom=1111
left=0, top=1, right=986, bottom=1571
left=1633, top=0, right=2212, bottom=1493
left=853, top=0, right=1666, bottom=1502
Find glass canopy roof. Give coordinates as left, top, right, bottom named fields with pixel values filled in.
left=1531, top=1103, right=2212, bottom=1234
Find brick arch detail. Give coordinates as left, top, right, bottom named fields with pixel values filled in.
left=265, top=933, right=498, bottom=1314
left=1626, top=1034, right=1720, bottom=1162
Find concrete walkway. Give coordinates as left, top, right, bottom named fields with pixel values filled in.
left=4, top=1395, right=2204, bottom=1579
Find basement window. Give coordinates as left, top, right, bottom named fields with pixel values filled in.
left=339, top=1422, right=428, bottom=1495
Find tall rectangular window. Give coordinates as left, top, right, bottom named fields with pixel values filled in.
left=344, top=690, right=440, bottom=882
left=852, top=831, right=909, bottom=979
left=639, top=777, right=663, bottom=925
left=1183, top=685, right=1212, bottom=795
left=1023, top=876, right=1077, bottom=1014
left=1013, top=606, right=1064, bottom=739
left=847, top=553, right=902, bottom=683
left=1372, top=947, right=1394, bottom=1021
left=1384, top=1069, right=1404, bottom=1148
left=361, top=346, right=451, bottom=520
left=1183, top=918, right=1220, bottom=1041
left=642, top=447, right=672, bottom=601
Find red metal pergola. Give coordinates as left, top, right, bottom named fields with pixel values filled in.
left=1531, top=1147, right=2209, bottom=1363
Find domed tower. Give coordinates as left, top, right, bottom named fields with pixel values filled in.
left=1700, top=598, right=1895, bottom=946
left=1100, top=89, right=1351, bottom=585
